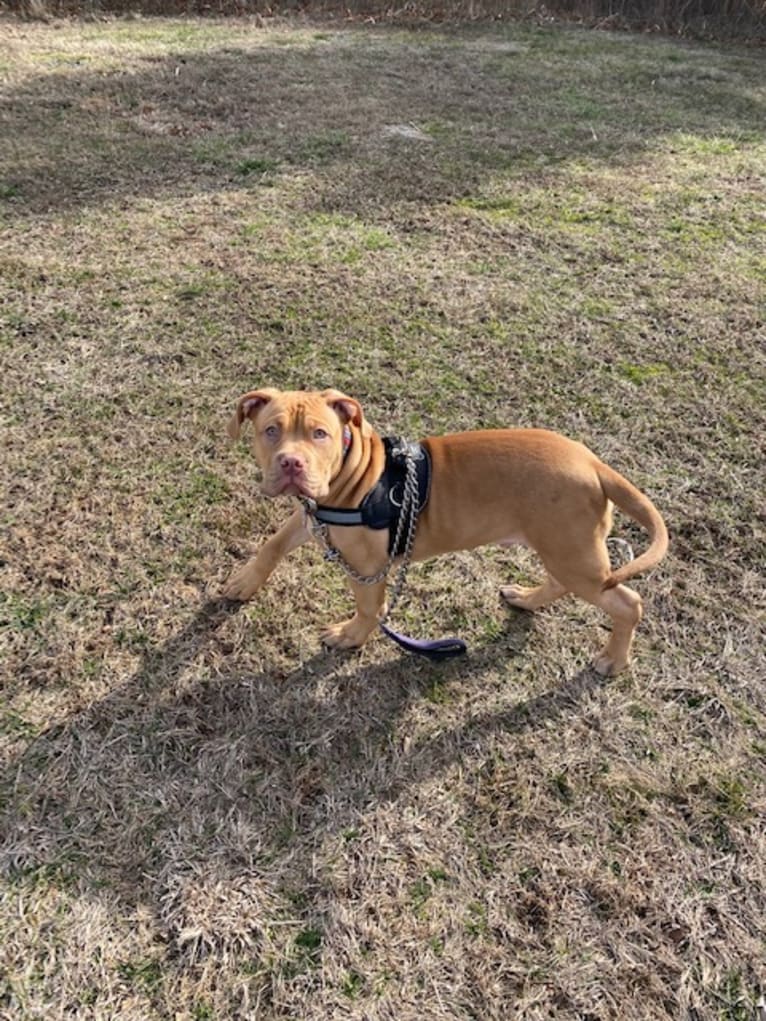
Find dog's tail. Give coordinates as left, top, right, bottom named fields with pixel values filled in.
left=597, top=464, right=668, bottom=589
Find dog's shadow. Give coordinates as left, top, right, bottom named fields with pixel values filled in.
left=2, top=596, right=608, bottom=940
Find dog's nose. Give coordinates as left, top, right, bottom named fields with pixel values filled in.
left=279, top=453, right=304, bottom=475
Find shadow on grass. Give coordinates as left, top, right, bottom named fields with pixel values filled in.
left=1, top=592, right=609, bottom=943
left=1, top=24, right=763, bottom=219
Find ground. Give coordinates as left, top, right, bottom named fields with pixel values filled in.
left=0, top=13, right=765, bottom=1020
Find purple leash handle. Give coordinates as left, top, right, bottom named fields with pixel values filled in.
left=380, top=622, right=467, bottom=662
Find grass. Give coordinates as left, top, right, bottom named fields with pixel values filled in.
left=1, top=12, right=765, bottom=1021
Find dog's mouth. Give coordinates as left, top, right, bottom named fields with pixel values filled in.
left=263, top=472, right=326, bottom=500
left=277, top=479, right=308, bottom=497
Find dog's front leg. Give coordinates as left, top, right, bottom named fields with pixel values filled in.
left=322, top=578, right=387, bottom=649
left=222, top=507, right=310, bottom=601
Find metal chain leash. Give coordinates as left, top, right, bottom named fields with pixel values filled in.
left=381, top=452, right=420, bottom=625
left=303, top=449, right=420, bottom=625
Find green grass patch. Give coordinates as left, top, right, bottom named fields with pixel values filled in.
left=618, top=362, right=670, bottom=385
left=117, top=958, right=164, bottom=995
left=0, top=592, right=48, bottom=633
left=295, top=131, right=350, bottom=164
left=236, top=157, right=279, bottom=178
left=341, top=969, right=365, bottom=999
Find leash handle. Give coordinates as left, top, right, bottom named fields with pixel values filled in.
left=379, top=623, right=467, bottom=662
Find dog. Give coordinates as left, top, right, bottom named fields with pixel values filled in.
left=224, top=388, right=668, bottom=675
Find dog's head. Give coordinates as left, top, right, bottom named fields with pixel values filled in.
left=228, top=388, right=367, bottom=500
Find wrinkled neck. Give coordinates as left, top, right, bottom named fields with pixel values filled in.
left=325, top=427, right=385, bottom=507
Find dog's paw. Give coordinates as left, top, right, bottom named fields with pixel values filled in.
left=500, top=583, right=535, bottom=609
left=221, top=564, right=262, bottom=602
left=592, top=650, right=629, bottom=676
left=321, top=618, right=371, bottom=650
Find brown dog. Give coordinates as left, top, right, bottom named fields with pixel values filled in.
left=224, top=388, right=668, bottom=674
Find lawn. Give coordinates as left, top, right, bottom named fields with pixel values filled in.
left=0, top=13, right=764, bottom=1020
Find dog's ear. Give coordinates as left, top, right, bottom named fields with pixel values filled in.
left=322, top=389, right=364, bottom=430
left=228, top=389, right=279, bottom=440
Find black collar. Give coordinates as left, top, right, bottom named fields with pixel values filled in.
left=302, top=499, right=365, bottom=527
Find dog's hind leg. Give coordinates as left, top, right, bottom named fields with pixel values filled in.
left=536, top=525, right=642, bottom=675
left=500, top=573, right=567, bottom=611
left=560, top=570, right=643, bottom=675
left=588, top=583, right=643, bottom=676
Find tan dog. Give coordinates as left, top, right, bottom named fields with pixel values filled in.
left=224, top=388, right=668, bottom=675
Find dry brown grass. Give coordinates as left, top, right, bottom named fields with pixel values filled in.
left=4, top=1, right=766, bottom=42
left=1, top=14, right=765, bottom=1020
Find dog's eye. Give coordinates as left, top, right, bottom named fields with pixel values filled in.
left=313, top=428, right=329, bottom=440
left=264, top=425, right=279, bottom=440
